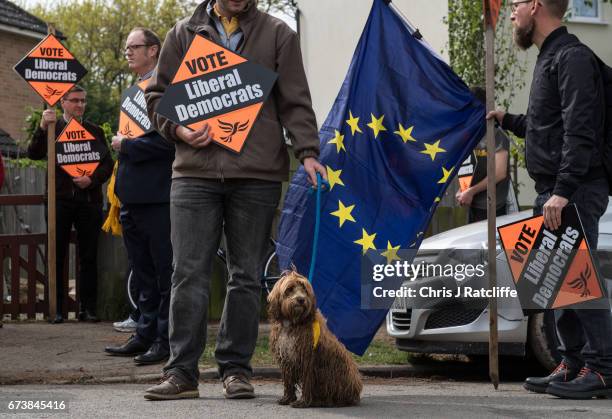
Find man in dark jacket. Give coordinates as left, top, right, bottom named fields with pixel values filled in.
left=143, top=0, right=326, bottom=401
left=28, top=85, right=113, bottom=323
left=489, top=0, right=612, bottom=399
left=104, top=28, right=175, bottom=366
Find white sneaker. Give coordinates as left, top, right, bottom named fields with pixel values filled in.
left=113, top=317, right=138, bottom=332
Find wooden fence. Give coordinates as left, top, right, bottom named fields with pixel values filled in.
left=0, top=193, right=78, bottom=320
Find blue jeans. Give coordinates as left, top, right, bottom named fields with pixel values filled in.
left=534, top=178, right=612, bottom=374
left=163, top=178, right=281, bottom=386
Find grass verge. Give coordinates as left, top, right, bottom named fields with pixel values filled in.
left=199, top=329, right=409, bottom=369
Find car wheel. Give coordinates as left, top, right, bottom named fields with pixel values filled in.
left=528, top=311, right=562, bottom=371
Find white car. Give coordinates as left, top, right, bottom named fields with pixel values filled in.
left=386, top=204, right=612, bottom=370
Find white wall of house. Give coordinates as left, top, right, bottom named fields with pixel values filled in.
left=297, top=0, right=612, bottom=208
left=297, top=0, right=448, bottom=128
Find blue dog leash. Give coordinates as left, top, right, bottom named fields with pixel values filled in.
left=308, top=172, right=329, bottom=283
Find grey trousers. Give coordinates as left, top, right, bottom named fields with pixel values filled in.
left=163, top=178, right=281, bottom=385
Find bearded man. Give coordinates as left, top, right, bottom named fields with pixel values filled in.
left=488, top=0, right=612, bottom=399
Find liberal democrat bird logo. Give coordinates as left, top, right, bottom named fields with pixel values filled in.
left=568, top=264, right=592, bottom=298
left=218, top=119, right=249, bottom=143
left=75, top=167, right=92, bottom=177
left=120, top=122, right=134, bottom=138
left=44, top=85, right=63, bottom=99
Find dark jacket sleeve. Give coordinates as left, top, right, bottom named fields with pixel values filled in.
left=145, top=25, right=183, bottom=143
left=89, top=126, right=114, bottom=189
left=552, top=46, right=603, bottom=199
left=27, top=126, right=49, bottom=160
left=274, top=28, right=320, bottom=162
left=120, top=132, right=174, bottom=163
left=501, top=113, right=527, bottom=139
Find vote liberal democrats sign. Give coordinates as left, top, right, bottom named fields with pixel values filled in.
left=156, top=35, right=277, bottom=153
left=55, top=119, right=102, bottom=177
left=13, top=34, right=87, bottom=106
left=119, top=79, right=153, bottom=139
left=497, top=204, right=608, bottom=313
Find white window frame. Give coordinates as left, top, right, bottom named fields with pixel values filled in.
left=568, top=0, right=607, bottom=24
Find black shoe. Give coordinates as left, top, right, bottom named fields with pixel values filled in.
left=134, top=343, right=170, bottom=365
left=547, top=367, right=612, bottom=399
left=49, top=314, right=64, bottom=324
left=105, top=335, right=150, bottom=356
left=524, top=361, right=580, bottom=393
left=78, top=310, right=100, bottom=323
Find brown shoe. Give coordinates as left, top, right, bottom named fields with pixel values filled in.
left=222, top=375, right=255, bottom=399
left=144, top=375, right=199, bottom=401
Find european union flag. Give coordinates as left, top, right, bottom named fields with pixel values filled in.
left=277, top=0, right=485, bottom=355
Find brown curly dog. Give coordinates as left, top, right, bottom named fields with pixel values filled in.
left=268, top=270, right=362, bottom=408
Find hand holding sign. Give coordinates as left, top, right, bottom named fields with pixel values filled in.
left=543, top=194, right=569, bottom=231
left=40, top=109, right=57, bottom=130
left=73, top=176, right=92, bottom=189
left=176, top=124, right=214, bottom=149
left=111, top=134, right=125, bottom=152
left=456, top=188, right=474, bottom=206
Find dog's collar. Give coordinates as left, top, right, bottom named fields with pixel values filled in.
left=312, top=320, right=320, bottom=350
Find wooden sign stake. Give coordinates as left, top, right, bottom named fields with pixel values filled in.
left=46, top=23, right=57, bottom=321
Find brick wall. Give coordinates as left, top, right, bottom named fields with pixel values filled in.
left=0, top=30, right=45, bottom=145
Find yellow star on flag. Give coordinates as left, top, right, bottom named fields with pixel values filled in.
left=394, top=124, right=417, bottom=143
left=420, top=139, right=446, bottom=161
left=328, top=130, right=346, bottom=153
left=326, top=166, right=345, bottom=191
left=330, top=200, right=355, bottom=227
left=381, top=241, right=401, bottom=264
left=367, top=114, right=387, bottom=139
left=346, top=110, right=363, bottom=136
left=437, top=166, right=454, bottom=184
left=354, top=228, right=377, bottom=255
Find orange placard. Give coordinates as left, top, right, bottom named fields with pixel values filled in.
left=13, top=34, right=87, bottom=106
left=118, top=78, right=153, bottom=139
left=156, top=35, right=278, bottom=153
left=458, top=176, right=473, bottom=193
left=457, top=153, right=475, bottom=192
left=55, top=119, right=102, bottom=177
left=497, top=204, right=608, bottom=312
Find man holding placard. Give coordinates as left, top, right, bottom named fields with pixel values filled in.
left=104, top=28, right=175, bottom=366
left=144, top=0, right=326, bottom=401
left=28, top=85, right=113, bottom=324
left=488, top=0, right=612, bottom=399
left=457, top=87, right=510, bottom=223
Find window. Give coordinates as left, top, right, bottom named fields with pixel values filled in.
left=570, top=0, right=604, bottom=22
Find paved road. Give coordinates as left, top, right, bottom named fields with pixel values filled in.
left=1, top=379, right=611, bottom=418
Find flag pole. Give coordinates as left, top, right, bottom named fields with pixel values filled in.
left=46, top=23, right=57, bottom=321
left=484, top=2, right=499, bottom=389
